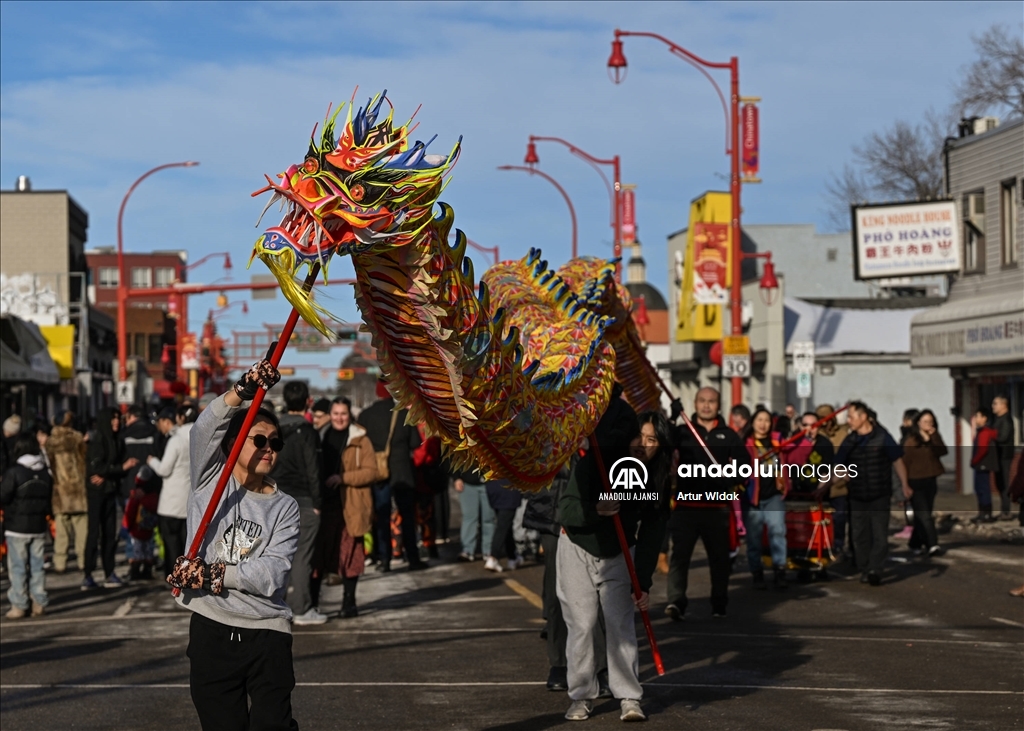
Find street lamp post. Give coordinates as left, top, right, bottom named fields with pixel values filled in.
left=608, top=30, right=752, bottom=407
left=497, top=165, right=578, bottom=259
left=526, top=137, right=621, bottom=278
left=116, top=161, right=199, bottom=411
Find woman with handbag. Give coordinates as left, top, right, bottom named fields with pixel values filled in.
left=317, top=397, right=377, bottom=617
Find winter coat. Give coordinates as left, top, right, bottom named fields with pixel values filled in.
left=486, top=480, right=523, bottom=512
left=149, top=423, right=193, bottom=520
left=87, top=408, right=126, bottom=496
left=45, top=425, right=88, bottom=514
left=337, top=424, right=378, bottom=537
left=523, top=457, right=576, bottom=536
left=358, top=397, right=420, bottom=490
left=0, top=455, right=54, bottom=534
left=120, top=418, right=162, bottom=498
left=837, top=424, right=903, bottom=502
left=745, top=432, right=793, bottom=505
left=271, top=413, right=322, bottom=510
left=972, top=427, right=1000, bottom=471
left=901, top=432, right=947, bottom=480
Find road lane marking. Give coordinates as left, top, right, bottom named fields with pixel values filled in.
left=941, top=548, right=1024, bottom=568
left=111, top=598, right=136, bottom=618
left=0, top=612, right=184, bottom=626
left=503, top=578, right=543, bottom=609
left=2, top=682, right=1020, bottom=695
left=991, top=616, right=1024, bottom=628
left=666, top=630, right=1020, bottom=648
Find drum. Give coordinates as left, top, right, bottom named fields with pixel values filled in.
left=762, top=502, right=835, bottom=555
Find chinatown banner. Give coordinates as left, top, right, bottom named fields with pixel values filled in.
left=621, top=185, right=637, bottom=246
left=852, top=200, right=961, bottom=279
left=690, top=191, right=732, bottom=305
left=742, top=103, right=759, bottom=177
left=676, top=191, right=728, bottom=342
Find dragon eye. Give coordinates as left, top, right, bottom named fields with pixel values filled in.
left=350, top=184, right=365, bottom=201
left=303, top=158, right=319, bottom=174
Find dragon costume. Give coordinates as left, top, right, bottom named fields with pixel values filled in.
left=250, top=92, right=661, bottom=490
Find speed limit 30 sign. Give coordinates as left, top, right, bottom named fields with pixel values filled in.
left=721, top=336, right=751, bottom=379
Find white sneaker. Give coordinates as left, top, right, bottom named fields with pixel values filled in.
left=620, top=699, right=646, bottom=722
left=565, top=699, right=593, bottom=721
left=292, top=607, right=329, bottom=626
left=483, top=556, right=503, bottom=572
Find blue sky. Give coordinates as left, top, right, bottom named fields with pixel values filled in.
left=1, top=1, right=1019, bottom=386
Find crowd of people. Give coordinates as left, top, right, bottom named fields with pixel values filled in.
left=1, top=357, right=1021, bottom=726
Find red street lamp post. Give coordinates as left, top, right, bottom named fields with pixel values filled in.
left=116, top=161, right=199, bottom=411
left=171, top=251, right=232, bottom=386
left=467, top=239, right=500, bottom=266
left=608, top=30, right=753, bottom=407
left=497, top=165, right=578, bottom=259
left=526, top=137, right=621, bottom=278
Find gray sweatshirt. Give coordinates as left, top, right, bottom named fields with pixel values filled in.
left=176, top=394, right=300, bottom=633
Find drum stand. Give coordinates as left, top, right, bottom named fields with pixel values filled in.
left=805, top=505, right=835, bottom=565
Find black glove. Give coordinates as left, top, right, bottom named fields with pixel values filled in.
left=670, top=399, right=683, bottom=423
left=233, top=344, right=281, bottom=400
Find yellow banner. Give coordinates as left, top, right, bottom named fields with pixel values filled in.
left=40, top=325, right=76, bottom=379
left=676, top=191, right=731, bottom=342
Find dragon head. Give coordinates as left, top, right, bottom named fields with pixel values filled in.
left=250, top=90, right=460, bottom=336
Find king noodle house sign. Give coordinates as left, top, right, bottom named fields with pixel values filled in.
left=851, top=200, right=961, bottom=280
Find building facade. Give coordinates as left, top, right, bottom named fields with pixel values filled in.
left=0, top=184, right=116, bottom=422
left=910, top=118, right=1024, bottom=492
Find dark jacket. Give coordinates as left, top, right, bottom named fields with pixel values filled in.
left=992, top=412, right=1014, bottom=466
left=271, top=413, right=322, bottom=510
left=87, top=409, right=126, bottom=496
left=1, top=457, right=54, bottom=534
left=523, top=457, right=576, bottom=536
left=837, top=424, right=902, bottom=502
left=120, top=417, right=162, bottom=498
left=486, top=480, right=523, bottom=511
left=901, top=432, right=946, bottom=481
left=673, top=415, right=750, bottom=508
left=358, top=397, right=421, bottom=490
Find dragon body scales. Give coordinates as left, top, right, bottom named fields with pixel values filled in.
left=250, top=93, right=661, bottom=490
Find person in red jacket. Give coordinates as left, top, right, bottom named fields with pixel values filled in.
left=413, top=424, right=445, bottom=558
left=970, top=408, right=1000, bottom=523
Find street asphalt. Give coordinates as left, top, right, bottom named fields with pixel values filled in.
left=1, top=485, right=1022, bottom=731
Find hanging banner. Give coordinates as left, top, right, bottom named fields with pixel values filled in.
left=675, top=192, right=729, bottom=343
left=689, top=191, right=732, bottom=305
left=621, top=186, right=637, bottom=246
left=742, top=103, right=759, bottom=177
left=180, top=332, right=199, bottom=370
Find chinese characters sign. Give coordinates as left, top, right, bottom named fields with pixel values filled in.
left=852, top=201, right=961, bottom=279
left=621, top=186, right=636, bottom=246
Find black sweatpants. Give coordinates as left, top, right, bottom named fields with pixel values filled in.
left=491, top=508, right=517, bottom=560
left=907, top=478, right=938, bottom=550
left=850, top=496, right=890, bottom=575
left=84, top=489, right=118, bottom=578
left=666, top=508, right=731, bottom=614
left=159, top=516, right=187, bottom=579
left=187, top=612, right=298, bottom=731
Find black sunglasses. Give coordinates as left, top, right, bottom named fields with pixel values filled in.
left=248, top=434, right=284, bottom=452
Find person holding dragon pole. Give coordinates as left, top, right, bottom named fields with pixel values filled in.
left=166, top=353, right=301, bottom=731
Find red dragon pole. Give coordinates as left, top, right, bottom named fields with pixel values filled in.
left=173, top=266, right=320, bottom=596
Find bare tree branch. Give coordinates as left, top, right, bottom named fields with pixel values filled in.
left=953, top=24, right=1024, bottom=118
left=824, top=164, right=870, bottom=231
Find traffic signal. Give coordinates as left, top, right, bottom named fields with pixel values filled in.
left=337, top=369, right=355, bottom=380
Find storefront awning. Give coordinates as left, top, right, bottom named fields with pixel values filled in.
left=0, top=315, right=60, bottom=384
left=910, top=292, right=1024, bottom=368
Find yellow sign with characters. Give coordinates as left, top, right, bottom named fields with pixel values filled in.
left=676, top=191, right=732, bottom=342
left=722, top=335, right=749, bottom=355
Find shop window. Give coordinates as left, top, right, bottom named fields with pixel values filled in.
left=1001, top=179, right=1018, bottom=267
left=131, top=267, right=152, bottom=289
left=963, top=191, right=985, bottom=273
left=133, top=333, right=146, bottom=358
left=155, top=267, right=177, bottom=287
left=98, top=267, right=119, bottom=288
left=148, top=334, right=164, bottom=364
